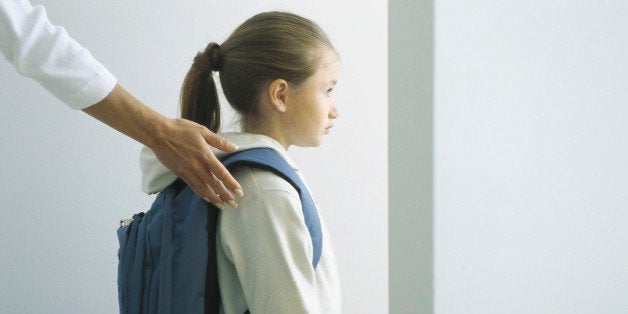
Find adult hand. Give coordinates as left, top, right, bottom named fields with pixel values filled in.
left=83, top=84, right=243, bottom=208
left=152, top=118, right=243, bottom=208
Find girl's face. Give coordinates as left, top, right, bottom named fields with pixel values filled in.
left=283, top=49, right=340, bottom=148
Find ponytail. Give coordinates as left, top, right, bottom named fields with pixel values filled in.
left=180, top=43, right=222, bottom=133
left=181, top=12, right=335, bottom=132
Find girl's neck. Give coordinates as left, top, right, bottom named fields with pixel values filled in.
left=244, top=123, right=290, bottom=151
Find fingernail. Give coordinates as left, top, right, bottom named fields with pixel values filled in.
left=215, top=202, right=225, bottom=209
left=203, top=197, right=212, bottom=203
left=227, top=200, right=238, bottom=208
left=228, top=142, right=239, bottom=150
left=234, top=189, right=244, bottom=197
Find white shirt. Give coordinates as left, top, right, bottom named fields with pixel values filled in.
left=141, top=133, right=342, bottom=313
left=0, top=1, right=116, bottom=109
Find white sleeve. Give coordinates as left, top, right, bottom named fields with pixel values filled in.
left=0, top=1, right=117, bottom=109
left=221, top=189, right=321, bottom=314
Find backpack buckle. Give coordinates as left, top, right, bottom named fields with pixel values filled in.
left=119, top=217, right=133, bottom=228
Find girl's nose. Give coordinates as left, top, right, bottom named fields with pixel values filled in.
left=330, top=105, right=340, bottom=119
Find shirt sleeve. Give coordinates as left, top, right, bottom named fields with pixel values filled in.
left=221, top=188, right=321, bottom=314
left=0, top=1, right=117, bottom=109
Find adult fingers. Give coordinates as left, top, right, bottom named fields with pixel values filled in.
left=191, top=152, right=241, bottom=208
left=204, top=129, right=238, bottom=152
left=180, top=170, right=225, bottom=208
left=201, top=129, right=244, bottom=196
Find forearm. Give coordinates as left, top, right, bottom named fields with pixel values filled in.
left=82, top=84, right=166, bottom=148
left=2, top=2, right=242, bottom=204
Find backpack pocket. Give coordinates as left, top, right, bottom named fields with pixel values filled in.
left=117, top=212, right=145, bottom=314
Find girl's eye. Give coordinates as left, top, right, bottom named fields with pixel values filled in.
left=326, top=88, right=334, bottom=96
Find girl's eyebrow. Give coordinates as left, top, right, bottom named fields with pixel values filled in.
left=331, top=79, right=337, bottom=85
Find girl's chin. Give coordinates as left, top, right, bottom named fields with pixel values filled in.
left=293, top=138, right=324, bottom=148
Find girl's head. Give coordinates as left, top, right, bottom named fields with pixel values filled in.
left=180, top=11, right=340, bottom=149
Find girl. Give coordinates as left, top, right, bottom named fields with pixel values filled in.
left=140, top=12, right=341, bottom=313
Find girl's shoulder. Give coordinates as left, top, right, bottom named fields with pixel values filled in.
left=231, top=164, right=300, bottom=205
left=218, top=164, right=305, bottom=236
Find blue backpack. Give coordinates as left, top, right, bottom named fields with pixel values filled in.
left=117, top=148, right=322, bottom=314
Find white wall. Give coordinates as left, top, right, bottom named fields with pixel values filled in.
left=0, top=1, right=387, bottom=313
left=435, top=1, right=628, bottom=313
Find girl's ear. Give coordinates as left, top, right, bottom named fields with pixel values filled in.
left=268, top=79, right=288, bottom=113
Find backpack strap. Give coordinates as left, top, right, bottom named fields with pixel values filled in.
left=219, top=147, right=323, bottom=267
